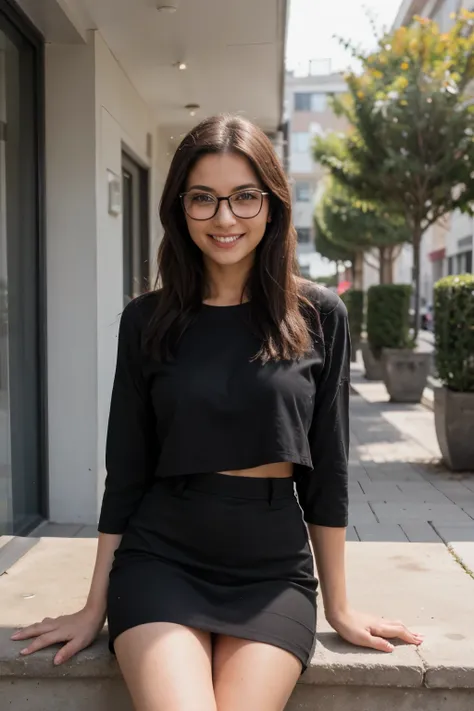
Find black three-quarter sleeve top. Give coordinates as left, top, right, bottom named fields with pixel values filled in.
left=98, top=283, right=350, bottom=534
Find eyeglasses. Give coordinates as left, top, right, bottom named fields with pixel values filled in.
left=180, top=189, right=269, bottom=221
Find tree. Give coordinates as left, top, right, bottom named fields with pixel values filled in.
left=314, top=196, right=360, bottom=288
left=313, top=9, right=474, bottom=336
left=315, top=175, right=410, bottom=285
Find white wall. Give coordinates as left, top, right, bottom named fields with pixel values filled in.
left=45, top=37, right=99, bottom=523
left=46, top=31, right=165, bottom=523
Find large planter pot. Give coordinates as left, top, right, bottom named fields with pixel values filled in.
left=382, top=349, right=430, bottom=403
left=361, top=341, right=384, bottom=380
left=434, top=387, right=474, bottom=472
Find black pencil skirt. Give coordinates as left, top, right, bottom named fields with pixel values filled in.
left=107, top=472, right=318, bottom=671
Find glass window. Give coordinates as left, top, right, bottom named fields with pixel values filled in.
left=292, top=132, right=310, bottom=152
left=296, top=228, right=312, bottom=244
left=311, top=93, right=327, bottom=112
left=294, top=92, right=311, bottom=111
left=295, top=182, right=311, bottom=202
left=0, top=10, right=44, bottom=534
left=466, top=250, right=472, bottom=274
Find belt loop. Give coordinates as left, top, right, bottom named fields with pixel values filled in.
left=268, top=479, right=274, bottom=507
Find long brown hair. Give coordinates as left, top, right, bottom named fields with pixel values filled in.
left=146, top=114, right=316, bottom=362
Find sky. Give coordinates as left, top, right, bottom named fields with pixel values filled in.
left=286, top=0, right=403, bottom=74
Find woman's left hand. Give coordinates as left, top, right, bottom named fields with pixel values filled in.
left=327, top=608, right=424, bottom=652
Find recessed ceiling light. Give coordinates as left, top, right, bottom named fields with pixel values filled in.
left=185, top=103, right=200, bottom=117
left=157, top=5, right=177, bottom=13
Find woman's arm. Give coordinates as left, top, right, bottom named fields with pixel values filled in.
left=85, top=533, right=122, bottom=617
left=308, top=524, right=347, bottom=625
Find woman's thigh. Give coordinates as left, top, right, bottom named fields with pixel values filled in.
left=114, top=622, right=216, bottom=711
left=212, top=635, right=302, bottom=711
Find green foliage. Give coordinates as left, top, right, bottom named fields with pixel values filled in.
left=434, top=274, right=474, bottom=392
left=313, top=10, right=474, bottom=337
left=314, top=11, right=474, bottom=231
left=367, top=284, right=412, bottom=356
left=341, top=289, right=364, bottom=344
left=313, top=210, right=356, bottom=262
left=315, top=174, right=409, bottom=256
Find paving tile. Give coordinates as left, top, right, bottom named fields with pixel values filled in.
left=460, top=479, right=474, bottom=493
left=354, top=524, right=408, bottom=542
left=348, top=503, right=378, bottom=525
left=371, top=503, right=474, bottom=524
left=461, top=506, right=474, bottom=520
left=431, top=525, right=474, bottom=544
left=75, top=526, right=99, bottom=539
left=36, top=523, right=83, bottom=538
left=345, top=526, right=359, bottom=542
left=400, top=522, right=441, bottom=543
left=357, top=482, right=401, bottom=497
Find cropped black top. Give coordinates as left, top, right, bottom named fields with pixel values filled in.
left=98, top=283, right=350, bottom=534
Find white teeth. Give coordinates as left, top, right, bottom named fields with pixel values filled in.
left=210, top=235, right=242, bottom=244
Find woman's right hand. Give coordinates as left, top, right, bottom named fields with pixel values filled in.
left=11, top=607, right=106, bottom=665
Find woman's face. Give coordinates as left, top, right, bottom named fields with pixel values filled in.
left=183, top=152, right=270, bottom=269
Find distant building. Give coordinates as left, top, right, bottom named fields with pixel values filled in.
left=284, top=65, right=347, bottom=279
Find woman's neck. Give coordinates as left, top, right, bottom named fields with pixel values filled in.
left=203, top=258, right=252, bottom=306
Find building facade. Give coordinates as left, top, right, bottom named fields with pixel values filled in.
left=393, top=0, right=474, bottom=306
left=285, top=67, right=347, bottom=279
left=0, top=0, right=288, bottom=534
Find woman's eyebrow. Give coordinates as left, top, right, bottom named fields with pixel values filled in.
left=186, top=182, right=261, bottom=193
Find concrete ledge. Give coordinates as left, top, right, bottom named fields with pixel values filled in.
left=1, top=538, right=474, bottom=707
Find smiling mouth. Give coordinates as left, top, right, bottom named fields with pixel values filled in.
left=208, top=234, right=244, bottom=245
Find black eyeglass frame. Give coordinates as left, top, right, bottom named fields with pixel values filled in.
left=179, top=189, right=270, bottom=220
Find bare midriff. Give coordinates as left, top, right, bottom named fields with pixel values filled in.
left=218, top=461, right=294, bottom=479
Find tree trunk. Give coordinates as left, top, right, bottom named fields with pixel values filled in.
left=413, top=227, right=422, bottom=341
left=379, top=246, right=395, bottom=284
left=353, top=252, right=364, bottom=290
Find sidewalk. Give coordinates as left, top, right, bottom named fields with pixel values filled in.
left=348, top=363, right=474, bottom=574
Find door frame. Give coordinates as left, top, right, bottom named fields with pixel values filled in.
left=0, top=0, right=47, bottom=530
left=121, top=149, right=150, bottom=300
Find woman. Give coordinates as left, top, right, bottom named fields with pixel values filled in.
left=12, top=115, right=423, bottom=711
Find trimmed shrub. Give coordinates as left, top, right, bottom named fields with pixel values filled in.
left=341, top=289, right=364, bottom=345
left=434, top=274, right=474, bottom=392
left=367, top=284, right=412, bottom=357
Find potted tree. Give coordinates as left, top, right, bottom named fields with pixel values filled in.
left=378, top=285, right=430, bottom=403
left=433, top=274, right=474, bottom=471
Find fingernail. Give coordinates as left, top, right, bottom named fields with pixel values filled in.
left=20, top=649, right=28, bottom=655
left=11, top=633, right=19, bottom=639
left=54, top=658, right=61, bottom=666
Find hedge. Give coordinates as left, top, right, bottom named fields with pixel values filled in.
left=367, top=284, right=412, bottom=357
left=341, top=289, right=364, bottom=345
left=434, top=273, right=474, bottom=392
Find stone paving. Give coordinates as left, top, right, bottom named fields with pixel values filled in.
left=347, top=364, right=474, bottom=544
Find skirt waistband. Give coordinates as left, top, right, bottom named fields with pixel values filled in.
left=158, top=472, right=295, bottom=501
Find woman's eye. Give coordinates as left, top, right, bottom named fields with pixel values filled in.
left=192, top=193, right=214, bottom=203
left=236, top=191, right=257, bottom=201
